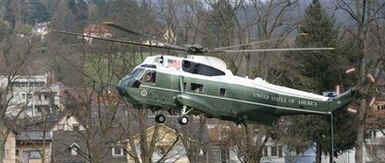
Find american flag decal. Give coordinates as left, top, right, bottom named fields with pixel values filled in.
left=168, top=60, right=181, bottom=70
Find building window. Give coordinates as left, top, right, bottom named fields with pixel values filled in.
left=112, top=147, right=125, bottom=157
left=21, top=93, right=33, bottom=101
left=29, top=151, right=42, bottom=159
left=263, top=146, right=268, bottom=156
left=278, top=145, right=283, bottom=157
left=70, top=143, right=80, bottom=156
left=271, top=145, right=277, bottom=156
left=72, top=123, right=80, bottom=131
left=365, top=130, right=377, bottom=139
left=220, top=148, right=229, bottom=163
left=36, top=107, right=42, bottom=113
left=377, top=104, right=385, bottom=111
left=295, top=147, right=302, bottom=155
left=27, top=93, right=32, bottom=100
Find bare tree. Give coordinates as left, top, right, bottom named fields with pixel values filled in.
left=0, top=28, right=41, bottom=163
left=336, top=0, right=385, bottom=162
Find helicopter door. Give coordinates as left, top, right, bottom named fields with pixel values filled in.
left=137, top=70, right=157, bottom=103
left=139, top=69, right=178, bottom=107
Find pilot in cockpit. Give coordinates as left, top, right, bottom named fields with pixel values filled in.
left=143, top=71, right=156, bottom=83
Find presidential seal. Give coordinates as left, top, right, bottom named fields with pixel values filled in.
left=140, top=88, right=148, bottom=97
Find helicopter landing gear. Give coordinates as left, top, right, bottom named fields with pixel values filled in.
left=155, top=114, right=166, bottom=123
left=178, top=116, right=189, bottom=125
left=236, top=115, right=248, bottom=127
left=178, top=106, right=192, bottom=125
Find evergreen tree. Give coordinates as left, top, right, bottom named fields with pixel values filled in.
left=24, top=0, right=51, bottom=24
left=295, top=0, right=340, bottom=92
left=286, top=1, right=356, bottom=163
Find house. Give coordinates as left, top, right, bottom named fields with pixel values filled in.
left=0, top=73, right=63, bottom=118
left=207, top=122, right=321, bottom=163
left=14, top=111, right=98, bottom=163
left=142, top=28, right=176, bottom=46
left=50, top=87, right=128, bottom=163
left=363, top=97, right=385, bottom=163
left=163, top=28, right=176, bottom=43
left=16, top=131, right=52, bottom=163
left=126, top=124, right=189, bottom=163
left=0, top=120, right=17, bottom=163
left=50, top=112, right=87, bottom=163
left=11, top=112, right=65, bottom=163
left=50, top=111, right=130, bottom=163
left=82, top=24, right=112, bottom=44
left=32, top=22, right=49, bottom=40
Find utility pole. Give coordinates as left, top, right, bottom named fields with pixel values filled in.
left=330, top=112, right=334, bottom=163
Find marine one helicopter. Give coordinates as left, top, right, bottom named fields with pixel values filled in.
left=55, top=22, right=356, bottom=126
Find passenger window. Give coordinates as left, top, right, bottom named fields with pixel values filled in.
left=182, top=60, right=225, bottom=76
left=219, top=88, right=226, bottom=96
left=141, top=70, right=156, bottom=83
left=191, top=83, right=204, bottom=93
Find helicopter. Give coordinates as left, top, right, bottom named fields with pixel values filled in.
left=54, top=22, right=356, bottom=126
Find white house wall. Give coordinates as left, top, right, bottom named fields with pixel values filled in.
left=321, top=129, right=385, bottom=163
left=127, top=144, right=188, bottom=163
left=0, top=73, right=62, bottom=118
left=52, top=115, right=85, bottom=132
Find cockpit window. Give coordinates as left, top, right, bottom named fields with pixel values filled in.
left=140, top=64, right=156, bottom=69
left=141, top=70, right=156, bottom=83
left=182, top=60, right=225, bottom=76
left=128, top=68, right=145, bottom=80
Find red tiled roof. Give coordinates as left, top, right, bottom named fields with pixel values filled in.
left=83, top=24, right=110, bottom=35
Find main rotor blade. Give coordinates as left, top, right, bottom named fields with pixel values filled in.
left=214, top=38, right=283, bottom=51
left=53, top=30, right=187, bottom=52
left=103, top=21, right=145, bottom=37
left=220, top=48, right=335, bottom=53
left=103, top=22, right=188, bottom=52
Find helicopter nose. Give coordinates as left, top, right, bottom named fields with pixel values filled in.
left=117, top=79, right=128, bottom=96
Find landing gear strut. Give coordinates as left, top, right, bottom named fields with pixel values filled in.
left=236, top=115, right=248, bottom=127
left=155, top=114, right=166, bottom=123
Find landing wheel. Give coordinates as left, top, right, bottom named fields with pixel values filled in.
left=178, top=116, right=189, bottom=125
left=155, top=114, right=166, bottom=123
